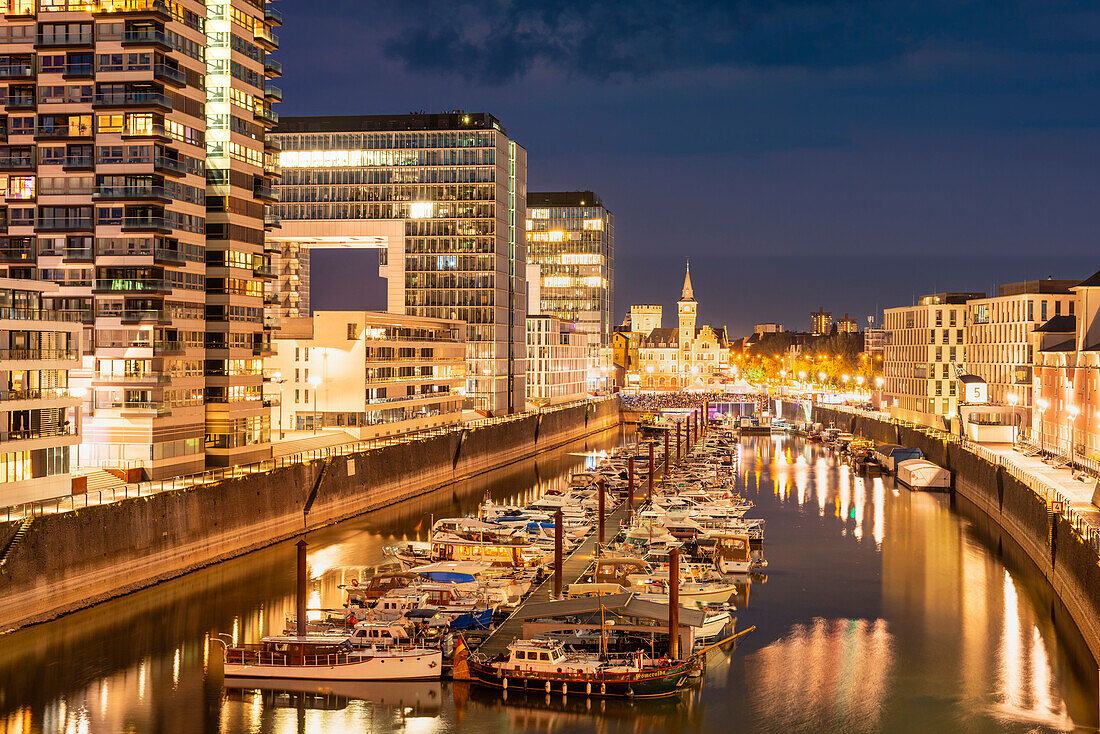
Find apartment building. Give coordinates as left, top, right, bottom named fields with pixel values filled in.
left=0, top=0, right=280, bottom=478
left=1033, top=270, right=1100, bottom=464
left=270, top=311, right=465, bottom=439
left=966, top=280, right=1076, bottom=409
left=271, top=112, right=527, bottom=415
left=883, top=293, right=982, bottom=426
left=525, top=314, right=586, bottom=405
left=0, top=278, right=81, bottom=505
left=836, top=313, right=858, bottom=334
left=810, top=309, right=832, bottom=336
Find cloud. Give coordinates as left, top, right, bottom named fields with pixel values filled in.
left=376, top=0, right=1098, bottom=84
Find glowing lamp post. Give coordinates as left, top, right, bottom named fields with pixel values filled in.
left=1067, top=405, right=1079, bottom=472
left=1007, top=393, right=1018, bottom=443
left=1036, top=398, right=1049, bottom=453
left=309, top=375, right=322, bottom=434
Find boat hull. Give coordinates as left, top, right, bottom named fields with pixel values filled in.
left=225, top=650, right=442, bottom=681
left=468, top=659, right=694, bottom=698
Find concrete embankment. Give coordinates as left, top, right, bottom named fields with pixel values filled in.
left=814, top=405, right=1100, bottom=664
left=0, top=399, right=621, bottom=633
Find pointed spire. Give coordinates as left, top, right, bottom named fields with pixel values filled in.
left=681, top=259, right=695, bottom=302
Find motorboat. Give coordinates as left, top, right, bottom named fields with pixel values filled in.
left=223, top=636, right=442, bottom=681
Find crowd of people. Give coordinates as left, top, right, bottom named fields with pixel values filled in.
left=618, top=392, right=754, bottom=412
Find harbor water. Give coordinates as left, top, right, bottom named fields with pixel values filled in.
left=0, top=430, right=1096, bottom=733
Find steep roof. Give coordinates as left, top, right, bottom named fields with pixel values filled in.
left=1034, top=315, right=1076, bottom=333
left=1075, top=268, right=1100, bottom=288
left=680, top=261, right=695, bottom=302
left=641, top=327, right=679, bottom=347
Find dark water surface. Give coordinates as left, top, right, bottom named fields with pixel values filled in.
left=1, top=431, right=1097, bottom=733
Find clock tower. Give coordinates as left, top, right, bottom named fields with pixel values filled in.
left=678, top=260, right=697, bottom=352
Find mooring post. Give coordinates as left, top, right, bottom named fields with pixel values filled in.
left=296, top=538, right=308, bottom=639
left=597, top=476, right=606, bottom=546
left=554, top=509, right=564, bottom=599
left=669, top=547, right=680, bottom=659
left=628, top=456, right=635, bottom=521
left=648, top=441, right=655, bottom=502
left=664, top=430, right=670, bottom=477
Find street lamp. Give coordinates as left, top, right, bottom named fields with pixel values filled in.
left=309, top=375, right=322, bottom=434
left=1067, top=405, right=1079, bottom=472
left=1007, top=393, right=1019, bottom=443
left=271, top=371, right=286, bottom=439
left=70, top=386, right=87, bottom=471
left=1036, top=398, right=1049, bottom=453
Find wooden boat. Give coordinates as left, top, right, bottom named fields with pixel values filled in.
left=467, top=639, right=694, bottom=698
left=224, top=636, right=442, bottom=681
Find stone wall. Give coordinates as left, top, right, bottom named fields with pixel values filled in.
left=813, top=405, right=1100, bottom=663
left=0, top=399, right=620, bottom=633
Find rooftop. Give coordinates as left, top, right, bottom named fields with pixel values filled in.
left=1075, top=268, right=1100, bottom=288
left=527, top=191, right=606, bottom=209
left=997, top=279, right=1078, bottom=297
left=275, top=112, right=506, bottom=136
left=1034, top=315, right=1076, bottom=333
left=918, top=292, right=985, bottom=306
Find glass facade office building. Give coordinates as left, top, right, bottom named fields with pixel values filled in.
left=272, top=113, right=527, bottom=414
left=526, top=191, right=613, bottom=385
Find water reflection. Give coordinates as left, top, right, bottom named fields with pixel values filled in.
left=0, top=432, right=1095, bottom=734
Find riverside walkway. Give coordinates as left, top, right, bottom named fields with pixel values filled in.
left=2, top=397, right=613, bottom=522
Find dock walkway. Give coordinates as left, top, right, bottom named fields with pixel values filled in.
left=477, top=500, right=632, bottom=656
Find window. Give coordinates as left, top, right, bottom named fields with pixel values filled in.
left=97, top=114, right=123, bottom=133
left=347, top=323, right=358, bottom=340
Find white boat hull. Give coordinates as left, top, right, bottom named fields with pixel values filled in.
left=225, top=649, right=442, bottom=681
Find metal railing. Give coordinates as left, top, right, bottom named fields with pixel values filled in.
left=0, top=396, right=614, bottom=522
left=827, top=404, right=1100, bottom=555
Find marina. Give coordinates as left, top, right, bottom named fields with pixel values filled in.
left=0, top=425, right=1096, bottom=732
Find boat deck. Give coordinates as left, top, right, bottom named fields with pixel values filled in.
left=476, top=499, right=634, bottom=657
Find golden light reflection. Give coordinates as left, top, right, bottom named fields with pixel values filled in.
left=748, top=618, right=895, bottom=730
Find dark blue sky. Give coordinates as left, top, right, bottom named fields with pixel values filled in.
left=280, top=0, right=1100, bottom=336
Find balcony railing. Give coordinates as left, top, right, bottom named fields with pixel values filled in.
left=153, top=155, right=186, bottom=175
left=152, top=63, right=185, bottom=85
left=263, top=83, right=282, bottom=101
left=93, top=278, right=168, bottom=292
left=95, top=91, right=172, bottom=109
left=1, top=96, right=35, bottom=109
left=36, top=33, right=94, bottom=47
left=94, top=185, right=170, bottom=201
left=121, top=29, right=170, bottom=46
left=0, top=244, right=33, bottom=261
left=0, top=63, right=33, bottom=79
left=254, top=106, right=278, bottom=125
left=264, top=6, right=282, bottom=25
left=36, top=124, right=93, bottom=139
left=0, top=348, right=79, bottom=360
left=96, top=400, right=170, bottom=415
left=37, top=218, right=93, bottom=231
left=1, top=426, right=77, bottom=443
left=0, top=388, right=72, bottom=402
left=253, top=24, right=278, bottom=48
left=263, top=58, right=282, bottom=77
left=153, top=340, right=186, bottom=354
left=62, top=154, right=93, bottom=169
left=120, top=216, right=171, bottom=232
left=0, top=156, right=33, bottom=170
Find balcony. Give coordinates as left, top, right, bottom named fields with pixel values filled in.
left=152, top=339, right=186, bottom=355
left=0, top=63, right=33, bottom=80
left=37, top=217, right=93, bottom=232
left=152, top=245, right=184, bottom=264
left=119, top=309, right=169, bottom=323
left=98, top=400, right=171, bottom=415
left=120, top=215, right=171, bottom=233
left=263, top=210, right=280, bottom=228
left=0, top=243, right=32, bottom=261
left=0, top=156, right=33, bottom=171
left=90, top=0, right=171, bottom=18
left=91, top=371, right=169, bottom=384
left=93, top=278, right=169, bottom=293
left=253, top=263, right=275, bottom=278
left=121, top=29, right=171, bottom=49
left=0, top=348, right=79, bottom=360
left=61, top=247, right=94, bottom=262
left=2, top=95, right=35, bottom=110
left=153, top=63, right=185, bottom=87
left=94, top=91, right=172, bottom=111
left=254, top=105, right=278, bottom=126
left=263, top=57, right=282, bottom=77
left=36, top=123, right=93, bottom=140
left=0, top=388, right=72, bottom=402
left=62, top=62, right=93, bottom=79
left=264, top=5, right=282, bottom=25
left=94, top=185, right=171, bottom=202
left=63, top=154, right=94, bottom=170
left=0, top=306, right=83, bottom=322
left=263, top=82, right=282, bottom=102
left=35, top=32, right=94, bottom=48
left=253, top=24, right=278, bottom=50
left=254, top=183, right=277, bottom=202
left=0, top=425, right=77, bottom=443
left=153, top=155, right=186, bottom=176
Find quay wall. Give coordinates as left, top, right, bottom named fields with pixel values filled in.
left=813, top=405, right=1100, bottom=663
left=0, top=399, right=620, bottom=633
